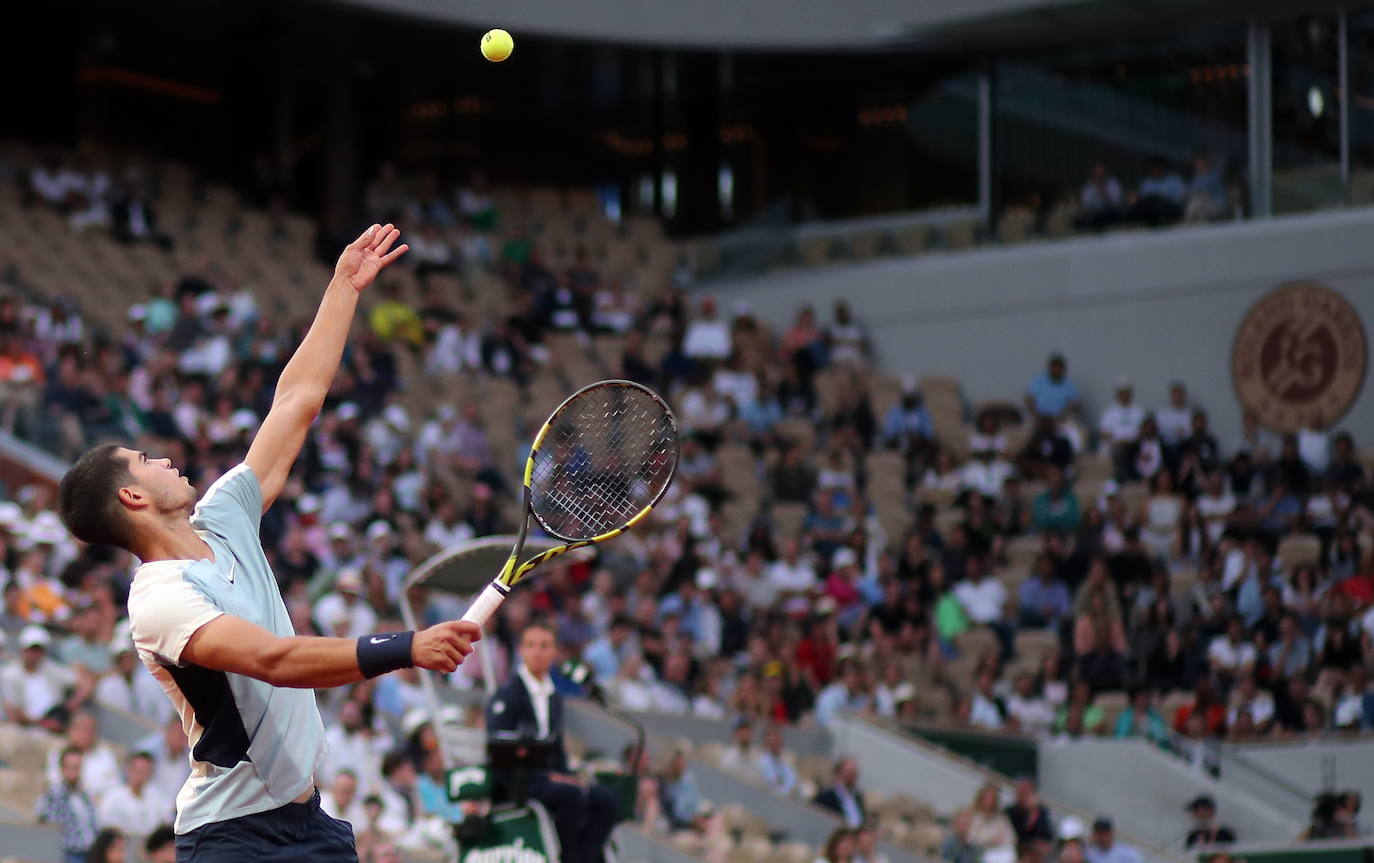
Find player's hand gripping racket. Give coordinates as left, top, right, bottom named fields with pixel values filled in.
left=461, top=379, right=679, bottom=628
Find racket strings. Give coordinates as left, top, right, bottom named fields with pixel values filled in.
left=530, top=385, right=677, bottom=540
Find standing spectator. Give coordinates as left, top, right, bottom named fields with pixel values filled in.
left=813, top=758, right=866, bottom=828
left=36, top=746, right=100, bottom=863
left=1085, top=816, right=1142, bottom=863
left=97, top=751, right=169, bottom=847
left=1183, top=795, right=1236, bottom=848
left=1075, top=162, right=1125, bottom=231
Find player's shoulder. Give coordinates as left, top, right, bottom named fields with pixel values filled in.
left=128, top=559, right=218, bottom=611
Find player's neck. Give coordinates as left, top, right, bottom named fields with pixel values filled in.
left=131, top=513, right=214, bottom=563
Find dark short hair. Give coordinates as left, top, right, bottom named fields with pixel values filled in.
left=145, top=825, right=175, bottom=853
left=58, top=443, right=135, bottom=548
left=522, top=619, right=558, bottom=640
left=59, top=745, right=83, bottom=764
left=381, top=751, right=413, bottom=778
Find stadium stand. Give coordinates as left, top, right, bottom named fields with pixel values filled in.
left=0, top=120, right=1371, bottom=863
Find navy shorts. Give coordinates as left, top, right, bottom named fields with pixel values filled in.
left=175, top=791, right=357, bottom=863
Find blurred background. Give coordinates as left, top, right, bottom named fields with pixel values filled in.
left=0, top=0, right=1372, bottom=862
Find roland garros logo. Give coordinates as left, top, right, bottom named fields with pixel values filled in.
left=1232, top=282, right=1366, bottom=434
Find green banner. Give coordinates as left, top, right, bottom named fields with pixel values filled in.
left=459, top=803, right=561, bottom=863
left=907, top=724, right=1039, bottom=779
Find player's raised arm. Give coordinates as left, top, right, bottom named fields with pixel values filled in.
left=246, top=223, right=408, bottom=511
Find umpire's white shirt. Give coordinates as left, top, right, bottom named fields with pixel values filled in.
left=128, top=464, right=326, bottom=834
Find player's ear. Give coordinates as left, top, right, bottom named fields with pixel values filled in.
left=117, top=484, right=147, bottom=511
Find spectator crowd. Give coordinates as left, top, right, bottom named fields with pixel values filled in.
left=0, top=145, right=1370, bottom=863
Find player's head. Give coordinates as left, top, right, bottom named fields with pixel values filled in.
left=58, top=444, right=196, bottom=549
left=519, top=620, right=557, bottom=677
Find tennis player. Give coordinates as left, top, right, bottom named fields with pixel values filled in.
left=57, top=224, right=481, bottom=862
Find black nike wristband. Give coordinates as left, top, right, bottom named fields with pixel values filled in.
left=357, top=631, right=415, bottom=679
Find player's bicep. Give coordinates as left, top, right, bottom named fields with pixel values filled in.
left=129, top=574, right=224, bottom=667
left=181, top=615, right=282, bottom=678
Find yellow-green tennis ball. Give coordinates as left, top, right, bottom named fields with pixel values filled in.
left=482, top=29, right=514, bottom=63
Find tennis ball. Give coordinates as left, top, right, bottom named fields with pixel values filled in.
left=481, top=29, right=514, bottom=63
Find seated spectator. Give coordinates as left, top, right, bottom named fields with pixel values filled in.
left=1207, top=617, right=1257, bottom=686
left=1099, top=379, right=1145, bottom=478
left=969, top=670, right=1010, bottom=731
left=962, top=445, right=1016, bottom=501
left=1005, top=672, right=1056, bottom=735
left=966, top=784, right=1016, bottom=856
left=1075, top=161, right=1125, bottom=231
left=96, top=751, right=168, bottom=846
left=1086, top=816, right=1142, bottom=863
left=1018, top=554, right=1071, bottom=631
left=1195, top=473, right=1236, bottom=546
left=815, top=827, right=857, bottom=863
left=1139, top=470, right=1182, bottom=559
left=1074, top=592, right=1128, bottom=690
left=1032, top=467, right=1080, bottom=534
left=922, top=450, right=965, bottom=495
left=815, top=660, right=872, bottom=729
left=1154, top=382, right=1193, bottom=450
left=320, top=768, right=368, bottom=826
left=1268, top=614, right=1312, bottom=681
left=1226, top=674, right=1275, bottom=734
left=1333, top=665, right=1374, bottom=730
left=717, top=718, right=763, bottom=782
left=1183, top=794, right=1236, bottom=848
left=1173, top=679, right=1227, bottom=736
left=881, top=384, right=935, bottom=468
left=1006, top=777, right=1054, bottom=853
left=44, top=712, right=122, bottom=804
left=1114, top=688, right=1169, bottom=744
left=1020, top=415, right=1074, bottom=480
left=771, top=443, right=818, bottom=503
left=1053, top=681, right=1108, bottom=737
left=813, top=758, right=866, bottom=828
left=827, top=301, right=870, bottom=368
left=36, top=745, right=100, bottom=863
left=368, top=282, right=423, bottom=347
left=1130, top=157, right=1186, bottom=226
left=144, top=825, right=176, bottom=863
left=953, top=556, right=1011, bottom=656
left=756, top=724, right=799, bottom=796
left=1, top=625, right=91, bottom=732
left=1024, top=353, right=1081, bottom=422
left=941, top=811, right=979, bottom=863
left=406, top=223, right=455, bottom=279
left=682, top=297, right=731, bottom=361
left=321, top=699, right=390, bottom=795
left=1326, top=431, right=1366, bottom=493
left=1184, top=154, right=1228, bottom=223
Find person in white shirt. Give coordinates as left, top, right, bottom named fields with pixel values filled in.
left=44, top=711, right=122, bottom=805
left=1154, top=381, right=1194, bottom=447
left=320, top=699, right=391, bottom=795
left=768, top=539, right=817, bottom=595
left=422, top=499, right=475, bottom=551
left=1195, top=473, right=1236, bottom=545
left=681, top=297, right=731, bottom=360
left=961, top=447, right=1015, bottom=499
left=968, top=671, right=1007, bottom=730
left=320, top=768, right=369, bottom=827
left=716, top=719, right=764, bottom=783
left=755, top=724, right=799, bottom=796
left=1099, top=379, right=1145, bottom=470
left=953, top=561, right=1008, bottom=627
left=1207, top=617, right=1258, bottom=684
left=0, top=625, right=88, bottom=730
left=1226, top=674, right=1275, bottom=732
left=312, top=568, right=380, bottom=639
left=98, top=751, right=172, bottom=842
left=94, top=638, right=172, bottom=726
left=1005, top=672, right=1056, bottom=735
left=137, top=717, right=192, bottom=813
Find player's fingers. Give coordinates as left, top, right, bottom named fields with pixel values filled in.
left=450, top=620, right=483, bottom=642
left=379, top=244, right=409, bottom=265
left=370, top=223, right=395, bottom=251
left=374, top=227, right=401, bottom=257
left=350, top=224, right=379, bottom=248
left=454, top=636, right=474, bottom=657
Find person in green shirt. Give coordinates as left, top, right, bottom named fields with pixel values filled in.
left=1052, top=680, right=1108, bottom=736
left=1031, top=466, right=1081, bottom=533
left=1114, top=687, right=1170, bottom=745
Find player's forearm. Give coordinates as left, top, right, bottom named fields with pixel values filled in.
left=255, top=633, right=367, bottom=689
left=273, top=279, right=361, bottom=410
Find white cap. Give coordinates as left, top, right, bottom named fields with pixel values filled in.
left=832, top=547, right=859, bottom=569
left=327, top=522, right=353, bottom=541
left=0, top=501, right=24, bottom=528
left=337, top=402, right=360, bottom=421
left=366, top=520, right=391, bottom=541
left=128, top=305, right=147, bottom=322
left=816, top=596, right=839, bottom=616
left=383, top=404, right=409, bottom=431
left=694, top=568, right=719, bottom=590
left=336, top=568, right=364, bottom=592
left=231, top=409, right=258, bottom=431
left=297, top=495, right=321, bottom=515
left=1058, top=816, right=1086, bottom=841
left=19, top=625, right=51, bottom=649
left=892, top=682, right=917, bottom=704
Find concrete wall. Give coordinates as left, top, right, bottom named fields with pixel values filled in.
left=1037, top=738, right=1307, bottom=852
left=1227, top=738, right=1374, bottom=811
left=708, top=208, right=1374, bottom=446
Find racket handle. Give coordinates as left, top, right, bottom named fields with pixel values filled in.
left=461, top=583, right=509, bottom=629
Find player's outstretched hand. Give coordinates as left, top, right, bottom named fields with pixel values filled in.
left=412, top=620, right=482, bottom=673
left=334, top=223, right=409, bottom=293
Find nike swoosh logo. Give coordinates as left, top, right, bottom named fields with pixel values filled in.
left=370, top=636, right=393, bottom=645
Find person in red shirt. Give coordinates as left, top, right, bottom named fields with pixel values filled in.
left=1174, top=679, right=1227, bottom=735
left=795, top=613, right=839, bottom=687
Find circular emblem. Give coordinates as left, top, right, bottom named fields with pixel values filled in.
left=1232, top=282, right=1366, bottom=433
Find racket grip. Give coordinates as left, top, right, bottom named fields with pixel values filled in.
left=461, top=583, right=509, bottom=629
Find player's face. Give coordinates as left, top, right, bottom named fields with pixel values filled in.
left=520, top=627, right=557, bottom=677
left=119, top=448, right=196, bottom=512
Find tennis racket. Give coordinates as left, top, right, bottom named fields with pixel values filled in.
left=461, top=379, right=679, bottom=628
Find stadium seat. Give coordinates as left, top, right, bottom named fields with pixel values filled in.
left=1276, top=533, right=1322, bottom=570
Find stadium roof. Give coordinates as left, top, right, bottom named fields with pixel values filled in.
left=327, top=0, right=1346, bottom=51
